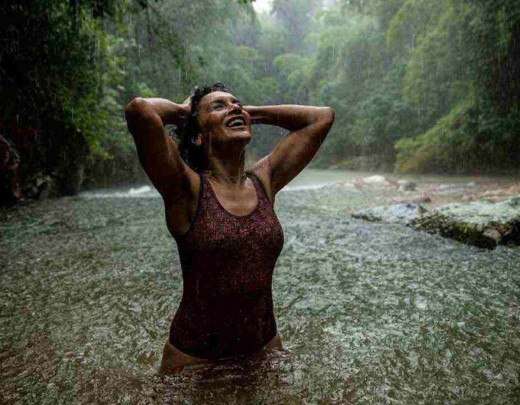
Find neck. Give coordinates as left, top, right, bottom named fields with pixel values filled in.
left=205, top=151, right=247, bottom=186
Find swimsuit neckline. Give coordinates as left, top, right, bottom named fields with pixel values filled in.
left=205, top=173, right=260, bottom=218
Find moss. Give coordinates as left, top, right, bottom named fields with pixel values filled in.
left=412, top=197, right=520, bottom=249
left=413, top=213, right=500, bottom=249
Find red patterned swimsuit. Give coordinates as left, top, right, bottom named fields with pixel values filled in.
left=170, top=172, right=284, bottom=359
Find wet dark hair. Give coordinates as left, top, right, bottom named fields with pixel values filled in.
left=175, top=82, right=232, bottom=172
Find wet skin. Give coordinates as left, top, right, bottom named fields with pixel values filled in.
left=124, top=91, right=335, bottom=371
left=194, top=91, right=253, bottom=152
left=159, top=333, right=283, bottom=374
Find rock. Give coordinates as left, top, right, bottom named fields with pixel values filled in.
left=482, top=228, right=501, bottom=244
left=38, top=183, right=51, bottom=200
left=0, top=134, right=22, bottom=205
left=482, top=189, right=506, bottom=198
left=461, top=194, right=477, bottom=202
left=411, top=196, right=520, bottom=249
left=23, top=173, right=58, bottom=200
left=354, top=175, right=401, bottom=190
left=36, top=176, right=58, bottom=200
left=352, top=196, right=520, bottom=249
left=506, top=184, right=520, bottom=195
left=398, top=180, right=417, bottom=191
left=508, top=197, right=520, bottom=207
left=392, top=192, right=432, bottom=204
left=434, top=183, right=469, bottom=195
left=363, top=175, right=387, bottom=184
left=353, top=177, right=365, bottom=190
left=352, top=203, right=428, bottom=225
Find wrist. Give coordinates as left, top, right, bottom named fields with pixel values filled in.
left=244, top=106, right=264, bottom=125
left=162, top=102, right=190, bottom=126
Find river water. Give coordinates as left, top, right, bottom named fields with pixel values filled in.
left=1, top=169, right=520, bottom=403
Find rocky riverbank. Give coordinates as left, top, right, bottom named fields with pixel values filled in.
left=350, top=175, right=520, bottom=249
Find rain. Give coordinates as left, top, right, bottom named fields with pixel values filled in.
left=1, top=0, right=520, bottom=403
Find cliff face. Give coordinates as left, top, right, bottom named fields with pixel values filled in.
left=0, top=134, right=22, bottom=204
left=0, top=121, right=89, bottom=206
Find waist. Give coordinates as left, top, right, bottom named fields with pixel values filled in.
left=170, top=297, right=277, bottom=359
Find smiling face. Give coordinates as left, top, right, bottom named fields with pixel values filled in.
left=195, top=91, right=252, bottom=149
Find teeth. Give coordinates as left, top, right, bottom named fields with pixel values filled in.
left=228, top=117, right=245, bottom=127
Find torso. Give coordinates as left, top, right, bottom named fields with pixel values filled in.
left=165, top=171, right=284, bottom=359
left=164, top=167, right=274, bottom=237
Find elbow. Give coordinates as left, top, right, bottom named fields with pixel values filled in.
left=323, top=106, right=335, bottom=124
left=124, top=97, right=148, bottom=121
left=318, top=106, right=335, bottom=128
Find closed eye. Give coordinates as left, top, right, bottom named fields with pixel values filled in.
left=210, top=98, right=242, bottom=111
left=211, top=103, right=225, bottom=111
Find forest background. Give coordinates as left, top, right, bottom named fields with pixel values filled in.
left=1, top=0, right=519, bottom=201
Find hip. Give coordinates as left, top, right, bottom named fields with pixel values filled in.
left=170, top=299, right=277, bottom=358
left=159, top=333, right=283, bottom=374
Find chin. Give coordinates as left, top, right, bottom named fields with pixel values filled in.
left=227, top=128, right=252, bottom=141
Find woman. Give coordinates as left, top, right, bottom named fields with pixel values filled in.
left=124, top=83, right=334, bottom=373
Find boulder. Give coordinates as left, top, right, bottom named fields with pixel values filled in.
left=397, top=180, right=417, bottom=191
left=353, top=175, right=403, bottom=190
left=392, top=193, right=432, bottom=204
left=363, top=175, right=387, bottom=185
left=352, top=203, right=428, bottom=225
left=352, top=197, right=520, bottom=249
left=411, top=197, right=520, bottom=249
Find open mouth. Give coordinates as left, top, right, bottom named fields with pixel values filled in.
left=225, top=116, right=247, bottom=129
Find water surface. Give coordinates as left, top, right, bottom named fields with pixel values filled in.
left=1, top=169, right=520, bottom=403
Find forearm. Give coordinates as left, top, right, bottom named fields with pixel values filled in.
left=244, top=105, right=334, bottom=132
left=125, top=97, right=189, bottom=127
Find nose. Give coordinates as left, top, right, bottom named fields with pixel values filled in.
left=229, top=103, right=242, bottom=114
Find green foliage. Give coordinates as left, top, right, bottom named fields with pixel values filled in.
left=3, top=0, right=520, bottom=198
left=400, top=1, right=475, bottom=128
left=307, top=5, right=415, bottom=166
left=390, top=0, right=520, bottom=173
left=395, top=100, right=475, bottom=174
left=323, top=0, right=520, bottom=173
left=272, top=0, right=321, bottom=52
left=0, top=0, right=132, bottom=193
left=386, top=0, right=442, bottom=55
left=395, top=96, right=520, bottom=174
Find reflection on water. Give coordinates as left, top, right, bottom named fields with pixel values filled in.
left=1, top=169, right=520, bottom=403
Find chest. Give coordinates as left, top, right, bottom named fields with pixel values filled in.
left=208, top=179, right=259, bottom=217
left=182, top=205, right=284, bottom=259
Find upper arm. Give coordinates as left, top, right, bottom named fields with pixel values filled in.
left=266, top=107, right=335, bottom=196
left=124, top=98, right=196, bottom=201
